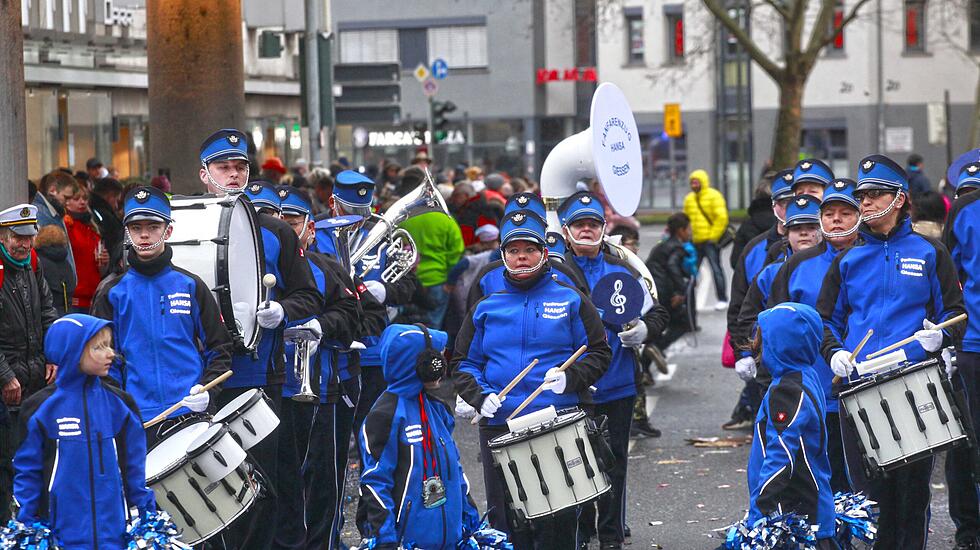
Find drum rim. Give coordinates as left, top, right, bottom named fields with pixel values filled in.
left=212, top=388, right=266, bottom=424
left=520, top=484, right=612, bottom=519
left=839, top=357, right=942, bottom=397
left=145, top=421, right=211, bottom=482
left=185, top=423, right=234, bottom=459
left=869, top=434, right=969, bottom=472
left=488, top=410, right=588, bottom=448
left=216, top=194, right=265, bottom=351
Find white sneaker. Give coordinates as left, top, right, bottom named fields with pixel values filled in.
left=714, top=301, right=729, bottom=311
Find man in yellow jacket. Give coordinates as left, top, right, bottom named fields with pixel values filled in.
left=682, top=169, right=729, bottom=310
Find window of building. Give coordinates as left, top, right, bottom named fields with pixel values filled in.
left=801, top=127, right=849, bottom=176
left=904, top=0, right=926, bottom=53
left=971, top=0, right=980, bottom=51
left=339, top=29, right=399, bottom=64
left=828, top=0, right=845, bottom=51
left=665, top=9, right=684, bottom=63
left=428, top=25, right=488, bottom=69
left=399, top=28, right=428, bottom=71
left=625, top=10, right=644, bottom=64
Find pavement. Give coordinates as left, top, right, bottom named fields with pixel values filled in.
left=341, top=224, right=965, bottom=549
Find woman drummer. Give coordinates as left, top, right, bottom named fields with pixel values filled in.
left=816, top=154, right=965, bottom=549
left=452, top=209, right=612, bottom=549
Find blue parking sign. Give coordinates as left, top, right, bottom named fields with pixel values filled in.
left=431, top=58, right=449, bottom=80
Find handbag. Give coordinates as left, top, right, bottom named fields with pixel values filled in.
left=694, top=195, right=736, bottom=248
left=721, top=330, right=736, bottom=368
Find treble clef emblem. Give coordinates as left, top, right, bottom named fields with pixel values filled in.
left=610, top=279, right=627, bottom=315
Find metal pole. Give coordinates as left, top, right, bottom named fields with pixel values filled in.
left=427, top=96, right=434, bottom=152
left=669, top=137, right=676, bottom=209
left=304, top=0, right=322, bottom=165
left=875, top=0, right=885, bottom=152
left=944, top=89, right=953, bottom=167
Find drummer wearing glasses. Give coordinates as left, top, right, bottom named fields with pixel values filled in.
left=816, top=154, right=965, bottom=549
left=92, top=186, right=233, bottom=445
left=453, top=209, right=611, bottom=549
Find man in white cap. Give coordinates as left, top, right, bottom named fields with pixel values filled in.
left=0, top=203, right=58, bottom=522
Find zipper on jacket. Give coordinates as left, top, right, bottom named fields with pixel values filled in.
left=440, top=505, right=448, bottom=549
left=96, top=432, right=105, bottom=475
left=439, top=437, right=452, bottom=480
left=82, top=379, right=100, bottom=550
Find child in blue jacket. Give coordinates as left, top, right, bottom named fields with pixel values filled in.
left=356, top=323, right=482, bottom=550
left=13, top=314, right=155, bottom=549
left=746, top=303, right=836, bottom=546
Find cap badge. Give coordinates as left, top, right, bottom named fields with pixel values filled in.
left=228, top=134, right=240, bottom=145
left=580, top=196, right=592, bottom=204
left=801, top=161, right=812, bottom=170
left=547, top=235, right=556, bottom=244
left=517, top=196, right=529, bottom=205
left=250, top=184, right=261, bottom=194
left=783, top=173, right=793, bottom=182
left=796, top=197, right=808, bottom=207
left=278, top=188, right=289, bottom=199
left=834, top=180, right=846, bottom=189
left=357, top=188, right=368, bottom=196
left=862, top=160, right=874, bottom=172
left=513, top=213, right=526, bottom=224
left=969, top=165, right=979, bottom=174
left=19, top=207, right=30, bottom=218
left=134, top=189, right=150, bottom=203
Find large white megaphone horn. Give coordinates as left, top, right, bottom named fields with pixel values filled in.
left=539, top=82, right=643, bottom=230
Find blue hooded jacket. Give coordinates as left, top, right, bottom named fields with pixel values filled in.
left=357, top=324, right=481, bottom=549
left=944, top=190, right=980, bottom=353
left=746, top=304, right=835, bottom=539
left=14, top=314, right=155, bottom=549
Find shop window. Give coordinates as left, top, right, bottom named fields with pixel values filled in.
left=801, top=127, right=849, bottom=177
left=971, top=0, right=980, bottom=52
left=428, top=25, right=487, bottom=69
left=904, top=0, right=926, bottom=53
left=625, top=11, right=644, bottom=64
left=828, top=0, right=845, bottom=52
left=665, top=9, right=684, bottom=63
left=339, top=29, right=399, bottom=64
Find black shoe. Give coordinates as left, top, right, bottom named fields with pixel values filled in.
left=722, top=417, right=753, bottom=430
left=624, top=524, right=631, bottom=538
left=600, top=543, right=623, bottom=550
left=954, top=538, right=980, bottom=550
left=631, top=419, right=661, bottom=438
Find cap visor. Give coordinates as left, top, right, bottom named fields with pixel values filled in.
left=855, top=181, right=898, bottom=191
left=9, top=224, right=38, bottom=236
left=125, top=213, right=170, bottom=224
left=208, top=152, right=249, bottom=163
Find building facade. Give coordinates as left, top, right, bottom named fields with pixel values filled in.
left=596, top=0, right=979, bottom=209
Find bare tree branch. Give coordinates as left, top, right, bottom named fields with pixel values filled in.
left=761, top=0, right=791, bottom=20
left=811, top=0, right=874, bottom=53
left=701, top=0, right=784, bottom=78
left=786, top=0, right=808, bottom=60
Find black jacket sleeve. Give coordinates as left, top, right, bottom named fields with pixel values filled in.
left=815, top=252, right=849, bottom=364
left=265, top=215, right=322, bottom=322
left=767, top=261, right=791, bottom=306
left=465, top=260, right=502, bottom=313
left=310, top=253, right=362, bottom=347
left=562, top=284, right=613, bottom=393
left=733, top=272, right=768, bottom=352
left=382, top=270, right=419, bottom=306
left=356, top=279, right=389, bottom=340
left=928, top=237, right=967, bottom=346
left=186, top=270, right=233, bottom=389
left=34, top=269, right=58, bottom=333
left=665, top=246, right=688, bottom=299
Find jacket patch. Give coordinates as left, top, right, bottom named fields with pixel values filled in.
left=899, top=257, right=925, bottom=277
left=167, top=292, right=192, bottom=314
left=405, top=423, right=423, bottom=443
left=56, top=417, right=81, bottom=437
left=542, top=301, right=569, bottom=320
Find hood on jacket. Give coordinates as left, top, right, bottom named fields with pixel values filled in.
left=758, top=302, right=822, bottom=379
left=379, top=323, right=449, bottom=398
left=44, top=314, right=113, bottom=389
left=689, top=169, right=711, bottom=192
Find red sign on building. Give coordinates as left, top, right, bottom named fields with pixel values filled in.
left=536, top=67, right=598, bottom=85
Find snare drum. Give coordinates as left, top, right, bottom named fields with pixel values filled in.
left=840, top=357, right=971, bottom=473
left=488, top=411, right=610, bottom=520
left=168, top=194, right=264, bottom=351
left=187, top=424, right=248, bottom=482
left=145, top=422, right=258, bottom=545
left=212, top=388, right=280, bottom=450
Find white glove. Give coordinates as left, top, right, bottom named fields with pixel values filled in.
left=542, top=367, right=567, bottom=395
left=914, top=319, right=944, bottom=353
left=301, top=318, right=323, bottom=342
left=257, top=300, right=285, bottom=329
left=735, top=357, right=757, bottom=381
left=942, top=347, right=956, bottom=378
left=830, top=350, right=856, bottom=378
left=617, top=321, right=648, bottom=348
left=479, top=393, right=504, bottom=418
left=455, top=395, right=477, bottom=419
left=364, top=280, right=387, bottom=304
left=180, top=384, right=210, bottom=413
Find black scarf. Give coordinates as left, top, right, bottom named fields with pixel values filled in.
left=128, top=245, right=173, bottom=277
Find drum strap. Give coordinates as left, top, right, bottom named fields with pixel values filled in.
left=417, top=394, right=440, bottom=480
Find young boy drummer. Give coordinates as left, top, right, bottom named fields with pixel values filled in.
left=92, top=186, right=233, bottom=444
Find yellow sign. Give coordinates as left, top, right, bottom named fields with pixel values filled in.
left=414, top=63, right=430, bottom=82
left=664, top=103, right=683, bottom=138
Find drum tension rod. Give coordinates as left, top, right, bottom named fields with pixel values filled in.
left=574, top=438, right=596, bottom=479
left=554, top=446, right=575, bottom=487
left=925, top=383, right=950, bottom=424
left=529, top=454, right=549, bottom=496
left=188, top=477, right=218, bottom=513
left=507, top=460, right=528, bottom=503
left=243, top=419, right=258, bottom=436
left=166, top=491, right=196, bottom=527
left=857, top=408, right=880, bottom=450
left=878, top=399, right=902, bottom=441
left=904, top=390, right=928, bottom=432
left=493, top=462, right=515, bottom=505
left=220, top=478, right=236, bottom=497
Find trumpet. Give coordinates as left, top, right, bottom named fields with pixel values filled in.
left=358, top=227, right=418, bottom=283
left=284, top=327, right=319, bottom=403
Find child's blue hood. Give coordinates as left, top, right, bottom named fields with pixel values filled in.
left=379, top=324, right=448, bottom=398
left=758, top=302, right=822, bottom=379
left=44, top=314, right=113, bottom=389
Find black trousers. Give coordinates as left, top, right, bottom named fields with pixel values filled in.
left=842, top=411, right=934, bottom=550
left=305, top=376, right=359, bottom=550
left=579, top=396, right=634, bottom=545
left=946, top=350, right=980, bottom=544
left=272, top=399, right=317, bottom=550
left=826, top=412, right=849, bottom=494
left=478, top=423, right=581, bottom=550
left=213, top=384, right=283, bottom=550
left=0, top=410, right=16, bottom=524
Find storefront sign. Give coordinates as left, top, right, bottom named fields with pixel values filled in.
left=368, top=129, right=465, bottom=148
left=536, top=67, right=598, bottom=85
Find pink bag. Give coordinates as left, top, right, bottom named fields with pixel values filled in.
left=721, top=330, right=736, bottom=368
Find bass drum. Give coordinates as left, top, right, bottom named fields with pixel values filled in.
left=168, top=194, right=264, bottom=351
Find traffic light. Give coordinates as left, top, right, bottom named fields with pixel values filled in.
left=432, top=100, right=457, bottom=132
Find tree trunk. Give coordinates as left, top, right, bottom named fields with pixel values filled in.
left=146, top=0, right=246, bottom=195
left=971, top=66, right=980, bottom=148
left=0, top=0, right=27, bottom=205
left=771, top=74, right=806, bottom=171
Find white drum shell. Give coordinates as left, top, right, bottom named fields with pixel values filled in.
left=490, top=413, right=610, bottom=519
left=212, top=388, right=280, bottom=450
left=841, top=360, right=968, bottom=470
left=187, top=424, right=247, bottom=482
left=145, top=423, right=257, bottom=545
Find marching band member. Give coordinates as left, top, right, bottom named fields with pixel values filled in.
left=199, top=129, right=322, bottom=550
left=942, top=162, right=980, bottom=550
left=817, top=154, right=965, bottom=549
left=14, top=314, right=156, bottom=548
left=274, top=186, right=363, bottom=550
left=453, top=209, right=612, bottom=549
left=790, top=158, right=833, bottom=200
left=724, top=169, right=795, bottom=430
left=92, top=186, right=233, bottom=444
left=558, top=191, right=669, bottom=550
left=765, top=179, right=861, bottom=493
left=743, top=304, right=836, bottom=549
left=357, top=324, right=482, bottom=550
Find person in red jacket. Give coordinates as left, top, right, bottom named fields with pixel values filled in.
left=63, top=185, right=108, bottom=312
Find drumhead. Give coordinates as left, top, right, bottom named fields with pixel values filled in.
left=840, top=358, right=941, bottom=398
left=489, top=410, right=587, bottom=448
left=212, top=388, right=263, bottom=424
left=146, top=422, right=210, bottom=480
left=222, top=197, right=262, bottom=349
left=186, top=424, right=229, bottom=459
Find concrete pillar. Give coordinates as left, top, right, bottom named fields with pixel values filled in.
left=146, top=0, right=246, bottom=195
left=0, top=0, right=28, bottom=206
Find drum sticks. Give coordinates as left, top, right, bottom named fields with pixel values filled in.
left=507, top=345, right=588, bottom=421
left=832, top=329, right=873, bottom=384
left=471, top=358, right=539, bottom=425
left=262, top=274, right=277, bottom=308
left=865, top=313, right=968, bottom=360
left=143, top=370, right=234, bottom=429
